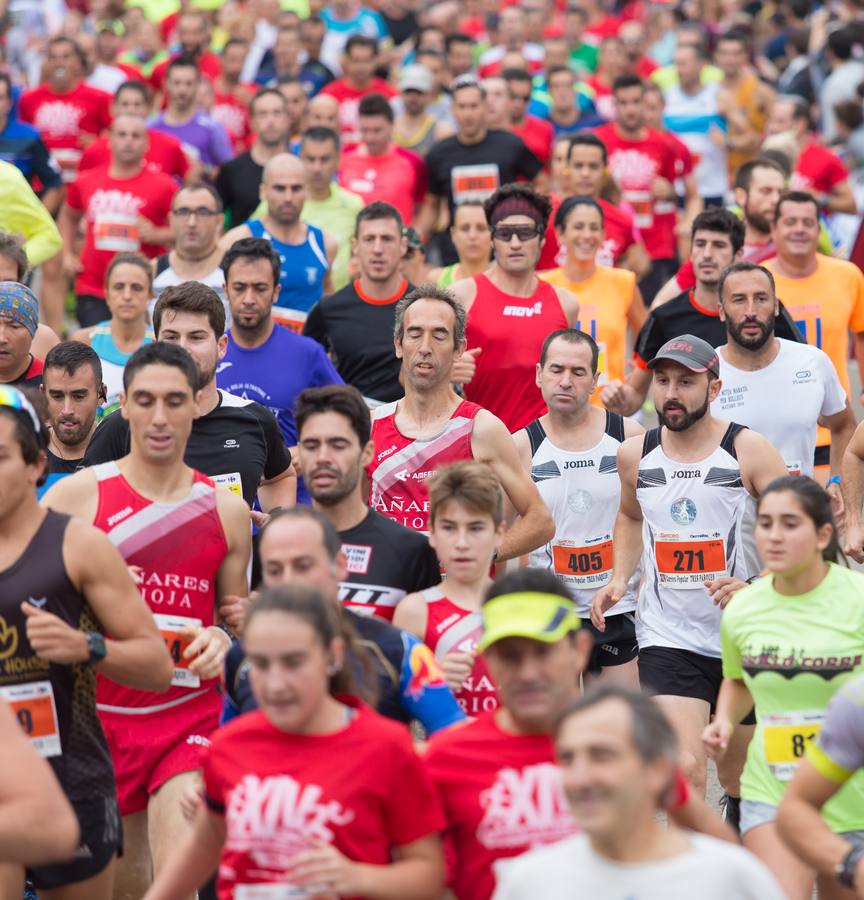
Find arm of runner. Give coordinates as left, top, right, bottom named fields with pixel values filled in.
left=57, top=202, right=84, bottom=277
left=323, top=229, right=339, bottom=296
left=471, top=410, right=555, bottom=560
left=824, top=179, right=857, bottom=215
left=854, top=332, right=864, bottom=397
left=619, top=240, right=651, bottom=281
left=825, top=403, right=855, bottom=520
left=843, top=421, right=864, bottom=561
left=702, top=677, right=753, bottom=761
left=257, top=466, right=298, bottom=512
left=0, top=697, right=80, bottom=864
left=398, top=632, right=465, bottom=734
left=737, top=428, right=788, bottom=497
left=40, top=466, right=99, bottom=521
left=666, top=771, right=737, bottom=845
left=591, top=438, right=643, bottom=631
left=58, top=518, right=174, bottom=691
left=601, top=366, right=651, bottom=417
left=681, top=172, right=703, bottom=234
left=415, top=193, right=444, bottom=242
left=552, top=285, right=580, bottom=328
left=392, top=590, right=430, bottom=640
left=626, top=285, right=647, bottom=336
left=208, top=488, right=252, bottom=646
left=218, top=222, right=252, bottom=255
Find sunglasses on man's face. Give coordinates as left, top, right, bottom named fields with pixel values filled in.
left=492, top=224, right=541, bottom=242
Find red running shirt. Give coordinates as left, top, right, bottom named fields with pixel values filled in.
left=203, top=699, right=445, bottom=900
left=792, top=141, right=849, bottom=196
left=422, top=587, right=499, bottom=716
left=212, top=91, right=253, bottom=155
left=320, top=78, right=398, bottom=144
left=424, top=712, right=576, bottom=900
left=79, top=129, right=190, bottom=181
left=464, top=274, right=567, bottom=431
left=65, top=166, right=177, bottom=297
left=91, top=463, right=228, bottom=712
left=369, top=399, right=481, bottom=533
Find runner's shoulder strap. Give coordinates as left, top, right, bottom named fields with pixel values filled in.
left=720, top=422, right=748, bottom=460
left=524, top=419, right=547, bottom=457
left=641, top=426, right=661, bottom=458
left=154, top=254, right=171, bottom=276
left=604, top=410, right=625, bottom=443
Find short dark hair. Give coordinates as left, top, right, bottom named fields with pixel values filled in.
left=774, top=189, right=819, bottom=223
left=295, top=385, right=371, bottom=447
left=115, top=79, right=149, bottom=103
left=152, top=281, right=226, bottom=339
left=220, top=237, right=281, bottom=288
left=47, top=36, right=86, bottom=68
left=690, top=207, right=745, bottom=253
left=250, top=87, right=287, bottom=116
left=555, top=195, right=605, bottom=230
left=394, top=284, right=467, bottom=347
left=44, top=340, right=103, bottom=386
left=718, top=260, right=776, bottom=303
left=734, top=157, right=786, bottom=192
left=540, top=328, right=599, bottom=373
left=166, top=53, right=200, bottom=78
left=222, top=37, right=249, bottom=54
left=611, top=73, right=643, bottom=94
left=173, top=181, right=223, bottom=213
left=345, top=34, right=377, bottom=56
left=502, top=67, right=533, bottom=87
left=122, top=341, right=200, bottom=393
left=546, top=65, right=574, bottom=86
left=484, top=567, right=574, bottom=605
left=484, top=183, right=552, bottom=232
left=105, top=251, right=152, bottom=290
left=446, top=33, right=474, bottom=52
left=301, top=126, right=340, bottom=151
left=569, top=132, right=607, bottom=164
left=354, top=201, right=403, bottom=238
left=358, top=93, right=394, bottom=121
left=451, top=74, right=486, bottom=99
left=0, top=233, right=28, bottom=281
left=828, top=26, right=856, bottom=61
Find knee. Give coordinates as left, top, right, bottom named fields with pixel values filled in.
left=678, top=748, right=706, bottom=793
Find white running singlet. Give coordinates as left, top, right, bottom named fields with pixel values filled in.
left=525, top=411, right=638, bottom=617
left=636, top=423, right=755, bottom=658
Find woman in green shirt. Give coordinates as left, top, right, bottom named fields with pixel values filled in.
left=704, top=475, right=864, bottom=900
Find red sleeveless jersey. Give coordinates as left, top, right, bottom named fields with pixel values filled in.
left=464, top=274, right=568, bottom=431
left=91, top=462, right=228, bottom=713
left=369, top=399, right=481, bottom=533
left=422, top=587, right=498, bottom=717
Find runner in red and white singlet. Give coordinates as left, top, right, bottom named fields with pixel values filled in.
left=42, top=340, right=251, bottom=898
left=394, top=462, right=503, bottom=716
left=369, top=284, right=553, bottom=563
left=450, top=184, right=578, bottom=433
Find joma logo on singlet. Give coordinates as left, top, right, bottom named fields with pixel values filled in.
left=564, top=460, right=595, bottom=469
left=107, top=506, right=134, bottom=526
left=672, top=471, right=701, bottom=479
left=503, top=301, right=543, bottom=317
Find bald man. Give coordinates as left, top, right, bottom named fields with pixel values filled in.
left=220, top=153, right=337, bottom=331
left=306, top=94, right=340, bottom=131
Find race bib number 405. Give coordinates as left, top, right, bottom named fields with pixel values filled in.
left=1, top=680, right=61, bottom=757
left=553, top=537, right=612, bottom=587
left=654, top=532, right=726, bottom=589
left=154, top=614, right=202, bottom=688
left=763, top=710, right=823, bottom=781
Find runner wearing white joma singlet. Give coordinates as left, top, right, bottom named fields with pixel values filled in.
left=592, top=334, right=787, bottom=798
left=513, top=328, right=643, bottom=684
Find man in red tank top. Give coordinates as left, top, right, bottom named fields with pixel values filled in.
left=394, top=461, right=503, bottom=717
left=368, top=284, right=553, bottom=559
left=42, top=341, right=251, bottom=899
left=449, top=184, right=579, bottom=431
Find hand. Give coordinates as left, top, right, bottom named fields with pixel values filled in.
left=702, top=717, right=733, bottom=761
left=650, top=176, right=674, bottom=200
left=250, top=509, right=270, bottom=529
left=21, top=602, right=88, bottom=664
left=136, top=216, right=159, bottom=244
left=179, top=779, right=203, bottom=824
left=708, top=124, right=728, bottom=150
left=183, top=626, right=231, bottom=680
left=218, top=595, right=249, bottom=635
left=62, top=252, right=82, bottom=278
left=827, top=481, right=844, bottom=524
left=600, top=379, right=629, bottom=414
left=441, top=650, right=474, bottom=693
left=288, top=445, right=301, bottom=477
left=286, top=839, right=363, bottom=897
left=451, top=347, right=481, bottom=386
left=705, top=576, right=748, bottom=609
left=590, top=580, right=627, bottom=632
left=844, top=521, right=864, bottom=563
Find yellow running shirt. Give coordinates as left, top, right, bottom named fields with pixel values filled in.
left=540, top=265, right=637, bottom=406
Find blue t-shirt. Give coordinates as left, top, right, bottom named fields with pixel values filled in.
left=0, top=117, right=62, bottom=189
left=216, top=325, right=343, bottom=501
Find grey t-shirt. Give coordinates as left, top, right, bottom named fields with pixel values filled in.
left=493, top=833, right=785, bottom=900
left=814, top=673, right=864, bottom=780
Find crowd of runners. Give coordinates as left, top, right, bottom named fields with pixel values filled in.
left=3, top=0, right=864, bottom=898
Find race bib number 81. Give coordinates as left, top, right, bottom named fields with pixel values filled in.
left=763, top=710, right=823, bottom=781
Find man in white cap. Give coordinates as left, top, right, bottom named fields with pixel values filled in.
left=394, top=63, right=454, bottom=158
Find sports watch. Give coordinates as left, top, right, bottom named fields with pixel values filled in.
left=85, top=632, right=107, bottom=667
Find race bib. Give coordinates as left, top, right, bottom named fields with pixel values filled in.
left=785, top=461, right=802, bottom=476
left=94, top=213, right=140, bottom=252
left=1, top=680, right=61, bottom=757
left=622, top=190, right=653, bottom=229
left=763, top=710, right=823, bottom=781
left=154, top=614, right=202, bottom=688
left=213, top=471, right=243, bottom=497
left=52, top=147, right=82, bottom=183
left=235, top=886, right=311, bottom=899
left=273, top=308, right=307, bottom=335
left=654, top=532, right=726, bottom=589
left=552, top=537, right=613, bottom=587
left=451, top=164, right=500, bottom=203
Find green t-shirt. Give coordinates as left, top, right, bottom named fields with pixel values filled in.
left=570, top=43, right=598, bottom=75
left=722, top=563, right=864, bottom=831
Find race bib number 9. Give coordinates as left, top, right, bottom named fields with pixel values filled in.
left=654, top=532, right=726, bottom=588
left=154, top=614, right=202, bottom=688
left=553, top=537, right=613, bottom=587
left=763, top=710, right=823, bottom=781
left=0, top=681, right=61, bottom=757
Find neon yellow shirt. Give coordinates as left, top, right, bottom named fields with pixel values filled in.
left=0, top=161, right=61, bottom=267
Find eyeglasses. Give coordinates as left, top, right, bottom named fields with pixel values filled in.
left=492, top=224, right=541, bottom=242
left=171, top=207, right=221, bottom=219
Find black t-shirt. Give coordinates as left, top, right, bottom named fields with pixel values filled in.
left=45, top=448, right=83, bottom=475
left=426, top=129, right=543, bottom=218
left=83, top=390, right=291, bottom=507
left=381, top=9, right=418, bottom=44
left=338, top=509, right=440, bottom=617
left=304, top=279, right=413, bottom=402
left=634, top=291, right=805, bottom=365
left=215, top=151, right=264, bottom=228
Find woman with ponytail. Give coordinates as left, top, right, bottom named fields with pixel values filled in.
left=703, top=475, right=864, bottom=900
left=144, top=585, right=446, bottom=900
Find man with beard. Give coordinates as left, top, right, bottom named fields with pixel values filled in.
left=592, top=335, right=786, bottom=798
left=216, top=238, right=342, bottom=504
left=712, top=261, right=853, bottom=487
left=602, top=209, right=803, bottom=417
left=221, top=153, right=338, bottom=333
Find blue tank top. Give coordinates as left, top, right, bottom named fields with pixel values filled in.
left=90, top=322, right=154, bottom=415
left=246, top=219, right=329, bottom=332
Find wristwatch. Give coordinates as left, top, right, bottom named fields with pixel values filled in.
left=85, top=632, right=107, bottom=667
left=836, top=844, right=864, bottom=888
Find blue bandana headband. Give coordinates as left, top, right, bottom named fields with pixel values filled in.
left=0, top=281, right=39, bottom=336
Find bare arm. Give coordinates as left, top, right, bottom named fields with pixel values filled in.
left=681, top=173, right=703, bottom=227
left=668, top=784, right=737, bottom=845
left=825, top=179, right=857, bottom=215
left=854, top=333, right=864, bottom=388
left=218, top=223, right=252, bottom=254
left=471, top=410, right=554, bottom=560
left=703, top=677, right=754, bottom=760
left=826, top=405, right=856, bottom=518
left=842, top=421, right=864, bottom=560
left=650, top=274, right=684, bottom=310
left=601, top=366, right=652, bottom=417
left=257, top=468, right=298, bottom=511
left=415, top=193, right=445, bottom=242
left=323, top=230, right=339, bottom=296
left=391, top=591, right=429, bottom=639
left=552, top=285, right=579, bottom=327
left=214, top=488, right=252, bottom=606
left=618, top=241, right=651, bottom=281
left=57, top=203, right=84, bottom=277
left=737, top=429, right=788, bottom=497
left=0, top=698, right=80, bottom=864
left=626, top=285, right=647, bottom=336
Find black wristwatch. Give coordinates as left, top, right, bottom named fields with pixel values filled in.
left=836, top=844, right=864, bottom=887
left=85, top=632, right=107, bottom=667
